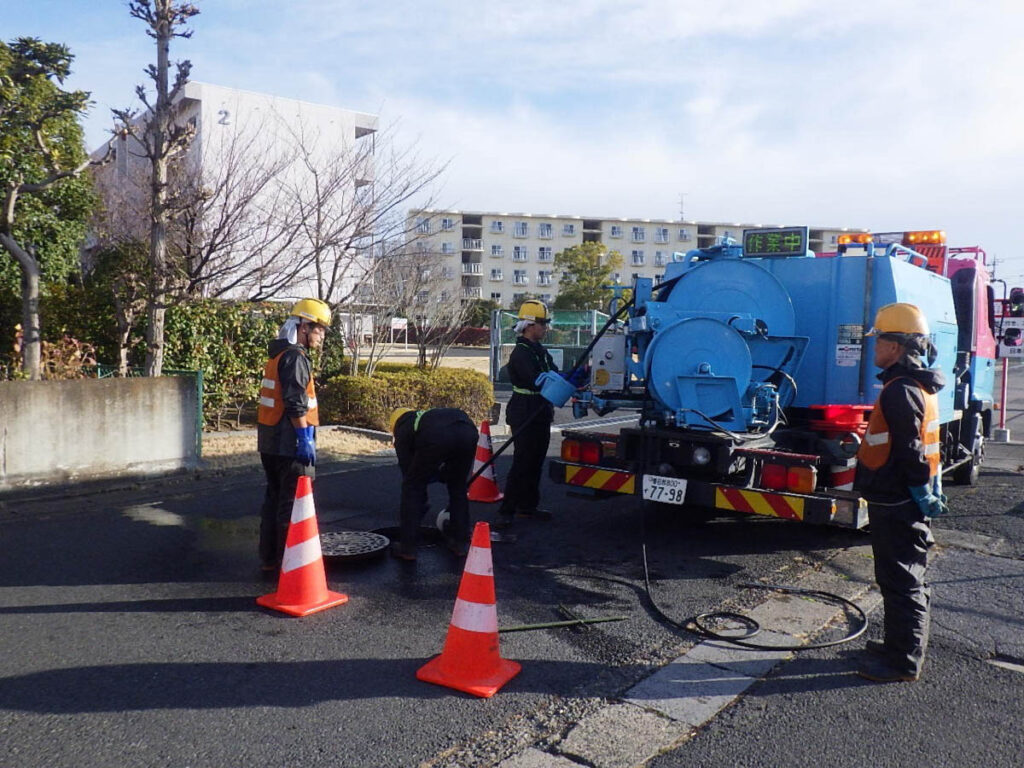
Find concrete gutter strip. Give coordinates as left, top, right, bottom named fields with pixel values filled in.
left=499, top=544, right=882, bottom=768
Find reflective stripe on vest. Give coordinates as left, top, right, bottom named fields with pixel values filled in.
left=857, top=377, right=940, bottom=476
left=257, top=350, right=319, bottom=426
left=512, top=386, right=540, bottom=395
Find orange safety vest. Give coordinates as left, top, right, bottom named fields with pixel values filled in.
left=857, top=378, right=939, bottom=477
left=257, top=350, right=319, bottom=426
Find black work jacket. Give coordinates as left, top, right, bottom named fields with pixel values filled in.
left=393, top=408, right=475, bottom=474
left=854, top=361, right=945, bottom=503
left=506, top=336, right=558, bottom=424
left=257, top=338, right=314, bottom=456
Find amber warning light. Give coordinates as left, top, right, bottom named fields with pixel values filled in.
left=837, top=233, right=873, bottom=245
left=905, top=230, right=946, bottom=245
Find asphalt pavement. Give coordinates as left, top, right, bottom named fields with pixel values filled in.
left=1, top=372, right=1022, bottom=767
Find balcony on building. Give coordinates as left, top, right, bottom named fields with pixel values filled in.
left=582, top=219, right=602, bottom=243
left=462, top=262, right=482, bottom=275
left=462, top=238, right=483, bottom=251
left=462, top=286, right=483, bottom=299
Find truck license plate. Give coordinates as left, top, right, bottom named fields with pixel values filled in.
left=642, top=475, right=687, bottom=504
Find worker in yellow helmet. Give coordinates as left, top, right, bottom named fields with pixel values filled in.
left=388, top=407, right=478, bottom=560
left=854, top=302, right=946, bottom=682
left=256, top=298, right=331, bottom=572
left=495, top=299, right=559, bottom=529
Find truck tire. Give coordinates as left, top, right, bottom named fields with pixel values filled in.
left=951, top=417, right=983, bottom=486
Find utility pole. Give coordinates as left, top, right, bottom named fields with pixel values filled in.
left=678, top=193, right=688, bottom=222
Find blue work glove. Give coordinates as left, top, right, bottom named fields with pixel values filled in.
left=908, top=483, right=947, bottom=518
left=930, top=475, right=948, bottom=514
left=560, top=367, right=589, bottom=389
left=295, top=425, right=316, bottom=466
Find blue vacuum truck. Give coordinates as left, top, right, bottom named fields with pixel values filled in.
left=546, top=228, right=997, bottom=528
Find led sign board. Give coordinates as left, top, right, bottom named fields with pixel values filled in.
left=743, top=227, right=809, bottom=258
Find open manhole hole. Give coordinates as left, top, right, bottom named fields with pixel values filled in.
left=320, top=530, right=390, bottom=561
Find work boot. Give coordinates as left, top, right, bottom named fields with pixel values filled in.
left=856, top=657, right=919, bottom=683
left=443, top=535, right=469, bottom=557
left=492, top=511, right=515, bottom=530
left=864, top=640, right=888, bottom=657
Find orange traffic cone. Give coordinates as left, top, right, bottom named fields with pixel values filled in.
left=467, top=421, right=504, bottom=503
left=416, top=521, right=520, bottom=697
left=257, top=476, right=348, bottom=617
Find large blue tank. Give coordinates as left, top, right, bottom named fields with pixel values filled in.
left=632, top=245, right=957, bottom=428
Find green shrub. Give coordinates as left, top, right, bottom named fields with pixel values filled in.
left=318, top=366, right=494, bottom=430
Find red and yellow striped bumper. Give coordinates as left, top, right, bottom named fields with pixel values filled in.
left=563, top=464, right=635, bottom=494
left=714, top=487, right=808, bottom=521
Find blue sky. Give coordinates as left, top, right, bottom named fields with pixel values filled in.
left=7, top=0, right=1024, bottom=285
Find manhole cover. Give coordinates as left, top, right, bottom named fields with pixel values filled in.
left=320, top=530, right=390, bottom=561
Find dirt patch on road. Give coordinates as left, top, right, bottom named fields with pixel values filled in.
left=201, top=427, right=391, bottom=470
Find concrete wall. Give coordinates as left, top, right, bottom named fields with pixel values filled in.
left=0, top=377, right=199, bottom=492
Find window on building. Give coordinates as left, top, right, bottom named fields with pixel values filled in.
left=562, top=223, right=576, bottom=236
left=514, top=221, right=529, bottom=237
left=537, top=270, right=552, bottom=286
left=632, top=226, right=646, bottom=242
left=631, top=250, right=645, bottom=266
left=415, top=241, right=430, bottom=253
left=490, top=268, right=503, bottom=280
left=539, top=294, right=552, bottom=303
left=654, top=251, right=666, bottom=267
left=491, top=220, right=504, bottom=234
left=611, top=272, right=621, bottom=282
left=513, top=293, right=526, bottom=305
left=655, top=227, right=669, bottom=243
left=416, top=290, right=429, bottom=304
left=491, top=245, right=504, bottom=257
left=440, top=290, right=450, bottom=301
left=416, top=218, right=430, bottom=234
left=513, top=246, right=528, bottom=261
left=538, top=222, right=553, bottom=239
left=420, top=267, right=432, bottom=280
left=441, top=266, right=454, bottom=279
left=441, top=217, right=455, bottom=231
left=513, top=270, right=529, bottom=285
left=537, top=247, right=552, bottom=261
left=678, top=228, right=691, bottom=241
left=491, top=292, right=502, bottom=302
left=610, top=225, right=623, bottom=238
left=441, top=242, right=455, bottom=254
left=632, top=272, right=640, bottom=280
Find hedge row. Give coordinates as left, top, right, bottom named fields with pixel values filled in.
left=318, top=364, right=494, bottom=431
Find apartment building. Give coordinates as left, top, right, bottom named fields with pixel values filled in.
left=91, top=82, right=379, bottom=301
left=409, top=210, right=867, bottom=307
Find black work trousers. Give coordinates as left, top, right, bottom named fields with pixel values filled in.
left=867, top=500, right=935, bottom=676
left=399, top=420, right=478, bottom=549
left=260, top=453, right=315, bottom=567
left=499, top=395, right=553, bottom=515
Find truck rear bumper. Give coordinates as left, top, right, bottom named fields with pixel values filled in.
left=549, top=460, right=868, bottom=529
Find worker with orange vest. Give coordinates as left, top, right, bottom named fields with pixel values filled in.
left=256, top=298, right=331, bottom=572
left=855, top=302, right=947, bottom=683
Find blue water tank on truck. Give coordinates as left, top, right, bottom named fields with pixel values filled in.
left=549, top=227, right=996, bottom=528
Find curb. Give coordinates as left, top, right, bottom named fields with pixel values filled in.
left=497, top=544, right=881, bottom=768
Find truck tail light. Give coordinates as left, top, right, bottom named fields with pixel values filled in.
left=580, top=441, right=601, bottom=464
left=561, top=439, right=580, bottom=462
left=787, top=466, right=817, bottom=494
left=762, top=463, right=787, bottom=490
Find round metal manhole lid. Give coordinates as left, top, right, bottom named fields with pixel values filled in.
left=320, top=530, right=390, bottom=560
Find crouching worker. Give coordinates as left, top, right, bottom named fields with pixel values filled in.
left=257, top=298, right=331, bottom=572
left=389, top=407, right=479, bottom=560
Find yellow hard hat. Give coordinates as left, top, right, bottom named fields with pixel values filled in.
left=388, top=407, right=415, bottom=433
left=517, top=299, right=550, bottom=323
left=866, top=303, right=929, bottom=337
left=290, top=298, right=331, bottom=327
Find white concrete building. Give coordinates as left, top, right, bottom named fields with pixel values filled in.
left=408, top=210, right=867, bottom=307
left=92, top=82, right=379, bottom=301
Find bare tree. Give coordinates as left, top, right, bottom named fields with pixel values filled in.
left=112, top=0, right=199, bottom=377
left=280, top=121, right=447, bottom=305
